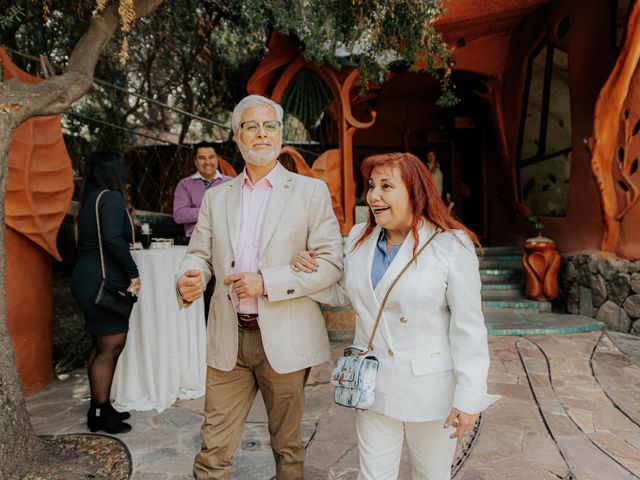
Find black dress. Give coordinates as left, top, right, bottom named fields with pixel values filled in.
left=71, top=190, right=139, bottom=335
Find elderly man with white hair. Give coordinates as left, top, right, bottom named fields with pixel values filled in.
left=176, top=94, right=343, bottom=479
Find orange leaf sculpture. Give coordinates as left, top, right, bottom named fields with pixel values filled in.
left=1, top=48, right=74, bottom=260
left=218, top=157, right=237, bottom=178
left=311, top=149, right=345, bottom=225
left=278, top=146, right=346, bottom=225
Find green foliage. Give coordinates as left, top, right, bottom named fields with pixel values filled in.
left=435, top=87, right=460, bottom=108
left=527, top=215, right=545, bottom=236
left=0, top=5, right=25, bottom=29
left=270, top=0, right=455, bottom=101
left=1, top=0, right=456, bottom=143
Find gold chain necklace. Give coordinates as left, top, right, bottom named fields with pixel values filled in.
left=383, top=229, right=403, bottom=247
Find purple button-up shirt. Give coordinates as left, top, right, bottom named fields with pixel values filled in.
left=173, top=170, right=232, bottom=237
left=232, top=163, right=280, bottom=314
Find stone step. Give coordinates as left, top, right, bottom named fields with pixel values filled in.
left=482, top=297, right=551, bottom=313
left=481, top=281, right=523, bottom=290
left=482, top=289, right=528, bottom=302
left=482, top=289, right=526, bottom=300
left=479, top=260, right=523, bottom=270
left=480, top=269, right=524, bottom=283
left=477, top=246, right=521, bottom=256
left=479, top=255, right=522, bottom=262
left=484, top=309, right=604, bottom=335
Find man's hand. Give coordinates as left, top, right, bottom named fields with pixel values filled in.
left=224, top=272, right=264, bottom=299
left=444, top=408, right=479, bottom=439
left=177, top=270, right=204, bottom=303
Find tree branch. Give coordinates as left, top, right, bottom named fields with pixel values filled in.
left=0, top=0, right=163, bottom=124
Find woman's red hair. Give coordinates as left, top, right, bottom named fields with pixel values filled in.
left=354, top=152, right=481, bottom=256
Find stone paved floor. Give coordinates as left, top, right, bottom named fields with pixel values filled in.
left=27, top=328, right=640, bottom=479
left=608, top=331, right=640, bottom=368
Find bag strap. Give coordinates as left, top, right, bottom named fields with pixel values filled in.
left=95, top=190, right=136, bottom=281
left=362, top=228, right=441, bottom=354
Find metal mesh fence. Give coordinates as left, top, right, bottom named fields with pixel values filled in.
left=61, top=93, right=328, bottom=215
left=64, top=115, right=209, bottom=215
left=62, top=99, right=238, bottom=216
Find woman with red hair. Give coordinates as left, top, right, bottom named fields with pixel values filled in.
left=292, top=152, right=499, bottom=479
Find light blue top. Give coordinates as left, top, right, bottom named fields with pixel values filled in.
left=371, top=230, right=403, bottom=289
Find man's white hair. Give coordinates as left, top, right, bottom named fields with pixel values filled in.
left=231, top=95, right=284, bottom=133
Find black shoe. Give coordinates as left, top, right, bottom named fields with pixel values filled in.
left=87, top=402, right=132, bottom=434
left=105, top=402, right=131, bottom=421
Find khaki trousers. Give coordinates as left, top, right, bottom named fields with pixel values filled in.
left=193, top=328, right=309, bottom=480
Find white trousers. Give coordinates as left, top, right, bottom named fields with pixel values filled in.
left=356, top=410, right=457, bottom=480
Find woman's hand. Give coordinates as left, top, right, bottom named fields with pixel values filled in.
left=290, top=250, right=319, bottom=273
left=128, top=277, right=141, bottom=297
left=444, top=408, right=478, bottom=439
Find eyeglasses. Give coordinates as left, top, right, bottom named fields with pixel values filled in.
left=239, top=120, right=281, bottom=135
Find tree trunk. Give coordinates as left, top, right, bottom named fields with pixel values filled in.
left=0, top=1, right=163, bottom=477
left=0, top=117, right=45, bottom=477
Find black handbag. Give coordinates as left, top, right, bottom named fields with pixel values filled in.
left=93, top=190, right=138, bottom=318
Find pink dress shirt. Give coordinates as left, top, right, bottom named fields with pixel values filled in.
left=232, top=163, right=280, bottom=314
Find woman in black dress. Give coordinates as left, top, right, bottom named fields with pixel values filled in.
left=72, top=151, right=140, bottom=434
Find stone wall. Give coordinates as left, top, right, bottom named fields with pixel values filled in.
left=559, top=254, right=640, bottom=334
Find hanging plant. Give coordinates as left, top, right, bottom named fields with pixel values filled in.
left=92, top=0, right=134, bottom=65
left=118, top=0, right=135, bottom=65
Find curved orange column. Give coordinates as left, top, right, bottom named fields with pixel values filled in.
left=6, top=227, right=54, bottom=394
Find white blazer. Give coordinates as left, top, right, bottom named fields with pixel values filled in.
left=177, top=164, right=344, bottom=374
left=314, top=222, right=499, bottom=422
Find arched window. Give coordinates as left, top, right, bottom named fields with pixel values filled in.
left=613, top=0, right=633, bottom=47
left=517, top=44, right=571, bottom=217
left=281, top=68, right=333, bottom=145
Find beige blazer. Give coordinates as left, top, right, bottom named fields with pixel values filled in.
left=177, top=163, right=343, bottom=373
left=313, top=222, right=499, bottom=422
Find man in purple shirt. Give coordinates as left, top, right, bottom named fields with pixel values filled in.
left=173, top=141, right=232, bottom=238
left=174, top=142, right=232, bottom=319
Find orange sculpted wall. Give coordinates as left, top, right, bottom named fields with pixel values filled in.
left=6, top=227, right=54, bottom=394
left=616, top=47, right=640, bottom=259
left=498, top=0, right=618, bottom=253
left=448, top=33, right=510, bottom=78
left=583, top=1, right=640, bottom=259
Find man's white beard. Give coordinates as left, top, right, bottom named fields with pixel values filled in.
left=239, top=140, right=282, bottom=166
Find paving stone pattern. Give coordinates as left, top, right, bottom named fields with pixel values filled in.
left=27, top=328, right=640, bottom=479
left=517, top=335, right=638, bottom=479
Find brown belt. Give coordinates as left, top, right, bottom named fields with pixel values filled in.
left=237, top=313, right=260, bottom=331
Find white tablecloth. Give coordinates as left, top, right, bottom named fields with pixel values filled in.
left=111, top=245, right=206, bottom=412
